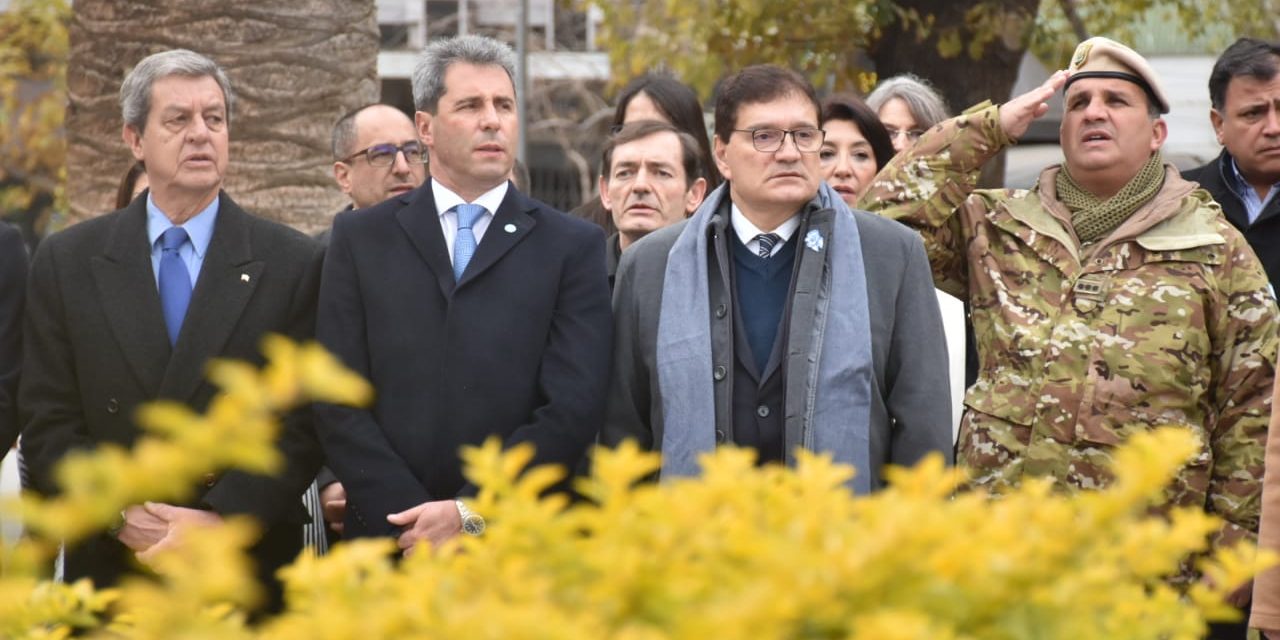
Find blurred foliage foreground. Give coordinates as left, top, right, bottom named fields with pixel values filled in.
left=0, top=336, right=1273, bottom=639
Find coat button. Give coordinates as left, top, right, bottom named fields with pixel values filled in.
left=712, top=365, right=726, bottom=381
left=203, top=473, right=217, bottom=487
left=756, top=405, right=770, bottom=418
left=106, top=398, right=119, bottom=414
left=715, top=429, right=726, bottom=443
left=715, top=304, right=727, bottom=318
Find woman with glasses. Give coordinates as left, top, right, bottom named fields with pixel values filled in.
left=866, top=74, right=951, bottom=154
left=819, top=94, right=966, bottom=439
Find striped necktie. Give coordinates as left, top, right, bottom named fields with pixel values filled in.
left=755, top=232, right=781, bottom=258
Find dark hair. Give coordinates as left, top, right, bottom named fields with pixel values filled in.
left=713, top=65, right=819, bottom=145
left=820, top=93, right=895, bottom=171
left=1208, top=38, right=1280, bottom=111
left=613, top=73, right=722, bottom=188
left=330, top=103, right=416, bottom=160
left=115, top=160, right=146, bottom=209
left=601, top=120, right=703, bottom=188
left=331, top=103, right=378, bottom=160
left=511, top=157, right=530, bottom=192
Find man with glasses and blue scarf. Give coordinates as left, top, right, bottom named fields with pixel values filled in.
left=604, top=64, right=952, bottom=492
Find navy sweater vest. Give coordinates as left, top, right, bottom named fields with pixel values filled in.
left=731, top=234, right=796, bottom=373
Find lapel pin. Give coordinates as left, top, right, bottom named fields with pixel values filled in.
left=804, top=229, right=824, bottom=252
left=504, top=223, right=517, bottom=233
left=240, top=273, right=251, bottom=283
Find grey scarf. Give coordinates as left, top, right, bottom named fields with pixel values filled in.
left=655, top=182, right=875, bottom=493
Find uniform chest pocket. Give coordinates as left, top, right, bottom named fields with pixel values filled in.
left=1073, top=250, right=1217, bottom=447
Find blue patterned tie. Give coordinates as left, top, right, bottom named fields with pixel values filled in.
left=452, top=204, right=487, bottom=281
left=756, top=233, right=781, bottom=258
left=158, top=227, right=192, bottom=345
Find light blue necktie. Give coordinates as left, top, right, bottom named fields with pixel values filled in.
left=158, top=227, right=192, bottom=345
left=452, top=203, right=486, bottom=281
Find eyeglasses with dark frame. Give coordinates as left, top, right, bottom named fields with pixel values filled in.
left=341, top=141, right=428, bottom=166
left=732, top=127, right=825, bottom=153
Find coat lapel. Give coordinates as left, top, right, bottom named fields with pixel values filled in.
left=90, top=200, right=170, bottom=396
left=456, top=188, right=535, bottom=288
left=159, top=195, right=262, bottom=402
left=396, top=183, right=456, bottom=300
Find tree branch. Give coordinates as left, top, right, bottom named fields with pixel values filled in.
left=1057, top=0, right=1089, bottom=42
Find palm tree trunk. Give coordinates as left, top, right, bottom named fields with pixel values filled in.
left=66, top=0, right=379, bottom=232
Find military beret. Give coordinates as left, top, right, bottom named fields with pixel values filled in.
left=1064, top=36, right=1169, bottom=114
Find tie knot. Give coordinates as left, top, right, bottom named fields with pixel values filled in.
left=755, top=232, right=781, bottom=258
left=454, top=204, right=486, bottom=230
left=161, top=227, right=190, bottom=252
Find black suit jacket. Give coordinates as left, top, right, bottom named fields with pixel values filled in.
left=0, top=222, right=26, bottom=452
left=19, top=193, right=325, bottom=592
left=316, top=181, right=612, bottom=538
left=1183, top=150, right=1280, bottom=288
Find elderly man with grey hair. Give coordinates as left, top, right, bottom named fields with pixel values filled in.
left=19, top=49, right=324, bottom=609
left=315, top=35, right=611, bottom=549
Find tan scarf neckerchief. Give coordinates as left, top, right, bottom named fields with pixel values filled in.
left=1056, top=152, right=1166, bottom=244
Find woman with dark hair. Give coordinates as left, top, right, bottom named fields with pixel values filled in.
left=819, top=92, right=965, bottom=439
left=818, top=93, right=894, bottom=205
left=611, top=73, right=722, bottom=189
left=114, top=161, right=148, bottom=210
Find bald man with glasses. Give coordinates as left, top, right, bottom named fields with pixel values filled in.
left=328, top=104, right=428, bottom=220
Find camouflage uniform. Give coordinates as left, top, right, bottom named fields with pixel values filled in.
left=861, top=103, right=1278, bottom=551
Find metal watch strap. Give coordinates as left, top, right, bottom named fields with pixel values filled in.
left=108, top=509, right=127, bottom=537
left=455, top=499, right=485, bottom=536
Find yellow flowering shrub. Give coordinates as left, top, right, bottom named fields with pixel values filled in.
left=1, top=336, right=1273, bottom=639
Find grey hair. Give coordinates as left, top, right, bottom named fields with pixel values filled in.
left=865, top=74, right=951, bottom=130
left=119, top=49, right=234, bottom=133
left=411, top=35, right=516, bottom=113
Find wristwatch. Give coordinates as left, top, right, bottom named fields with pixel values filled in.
left=455, top=500, right=485, bottom=536
left=108, top=509, right=127, bottom=537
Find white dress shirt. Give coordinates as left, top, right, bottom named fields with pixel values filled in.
left=729, top=203, right=801, bottom=257
left=433, top=178, right=509, bottom=266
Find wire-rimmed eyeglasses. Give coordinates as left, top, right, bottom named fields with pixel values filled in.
left=732, top=127, right=825, bottom=153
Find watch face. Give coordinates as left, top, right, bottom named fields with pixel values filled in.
left=462, top=515, right=485, bottom=536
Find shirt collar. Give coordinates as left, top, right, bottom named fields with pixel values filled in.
left=728, top=202, right=802, bottom=247
left=146, top=193, right=220, bottom=258
left=1227, top=155, right=1252, bottom=197
left=1228, top=155, right=1279, bottom=197
left=432, top=178, right=510, bottom=218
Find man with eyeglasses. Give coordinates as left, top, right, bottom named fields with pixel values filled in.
left=603, top=65, right=951, bottom=490
left=319, top=104, right=428, bottom=244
